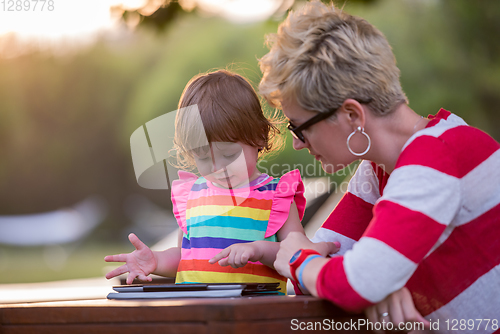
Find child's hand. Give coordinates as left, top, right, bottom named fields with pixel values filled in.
left=209, top=242, right=263, bottom=268
left=104, top=233, right=157, bottom=285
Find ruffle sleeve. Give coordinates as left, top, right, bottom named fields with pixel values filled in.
left=171, top=170, right=198, bottom=234
left=265, top=169, right=306, bottom=238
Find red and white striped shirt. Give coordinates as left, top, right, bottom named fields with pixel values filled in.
left=312, top=109, right=500, bottom=331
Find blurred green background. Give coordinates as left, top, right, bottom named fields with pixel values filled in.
left=1, top=0, right=499, bottom=283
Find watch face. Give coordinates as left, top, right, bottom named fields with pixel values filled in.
left=289, top=249, right=302, bottom=265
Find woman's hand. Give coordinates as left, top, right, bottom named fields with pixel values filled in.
left=104, top=233, right=157, bottom=285
left=364, top=287, right=430, bottom=333
left=209, top=242, right=263, bottom=268
left=274, top=232, right=340, bottom=279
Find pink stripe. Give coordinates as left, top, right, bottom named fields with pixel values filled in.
left=439, top=127, right=499, bottom=178
left=366, top=200, right=446, bottom=263
left=317, top=256, right=372, bottom=312
left=321, top=192, right=373, bottom=242
left=180, top=248, right=263, bottom=265
left=188, top=187, right=274, bottom=201
left=399, top=125, right=499, bottom=179
left=370, top=161, right=389, bottom=196
left=407, top=202, right=500, bottom=316
left=189, top=189, right=274, bottom=199
left=397, top=135, right=462, bottom=178
left=182, top=247, right=221, bottom=260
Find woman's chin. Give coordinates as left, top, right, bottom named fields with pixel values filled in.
left=320, top=161, right=336, bottom=174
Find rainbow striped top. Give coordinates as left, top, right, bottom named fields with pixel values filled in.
left=171, top=169, right=305, bottom=294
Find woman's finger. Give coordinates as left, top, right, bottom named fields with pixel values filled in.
left=375, top=305, right=390, bottom=334
left=324, top=241, right=341, bottom=255
left=364, top=306, right=378, bottom=325
left=387, top=292, right=405, bottom=325
left=400, top=288, right=430, bottom=328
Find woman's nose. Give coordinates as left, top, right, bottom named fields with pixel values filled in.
left=292, top=136, right=308, bottom=151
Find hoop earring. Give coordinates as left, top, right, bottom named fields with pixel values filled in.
left=347, top=126, right=371, bottom=156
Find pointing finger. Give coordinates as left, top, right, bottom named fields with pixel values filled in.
left=209, top=248, right=230, bottom=264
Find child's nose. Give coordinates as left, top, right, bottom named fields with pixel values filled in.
left=211, top=159, right=226, bottom=173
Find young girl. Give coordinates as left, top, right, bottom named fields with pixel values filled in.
left=105, top=70, right=307, bottom=294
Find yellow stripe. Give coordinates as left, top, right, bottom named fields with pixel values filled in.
left=186, top=205, right=271, bottom=221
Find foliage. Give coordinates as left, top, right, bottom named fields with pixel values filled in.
left=0, top=0, right=499, bottom=283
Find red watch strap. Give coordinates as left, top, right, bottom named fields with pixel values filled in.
left=290, top=249, right=321, bottom=281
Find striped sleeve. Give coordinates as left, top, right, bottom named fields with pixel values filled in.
left=312, top=160, right=387, bottom=255
left=316, top=136, right=461, bottom=312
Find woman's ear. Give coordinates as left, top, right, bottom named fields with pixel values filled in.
left=339, top=99, right=366, bottom=130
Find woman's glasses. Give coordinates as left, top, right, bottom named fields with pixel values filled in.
left=287, top=98, right=373, bottom=143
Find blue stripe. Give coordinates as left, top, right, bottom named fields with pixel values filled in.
left=182, top=236, right=251, bottom=249
left=255, top=181, right=278, bottom=191
left=191, top=182, right=209, bottom=191
left=187, top=216, right=268, bottom=231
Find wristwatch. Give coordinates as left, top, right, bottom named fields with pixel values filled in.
left=289, top=249, right=321, bottom=282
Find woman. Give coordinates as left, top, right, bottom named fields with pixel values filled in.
left=259, top=1, right=500, bottom=332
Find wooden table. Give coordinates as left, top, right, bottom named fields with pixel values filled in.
left=0, top=295, right=370, bottom=334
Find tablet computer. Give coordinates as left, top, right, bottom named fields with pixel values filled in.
left=107, top=282, right=280, bottom=299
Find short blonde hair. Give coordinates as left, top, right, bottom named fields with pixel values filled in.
left=259, top=1, right=407, bottom=116
left=174, top=70, right=283, bottom=171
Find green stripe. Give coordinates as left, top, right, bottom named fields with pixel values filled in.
left=188, top=216, right=268, bottom=231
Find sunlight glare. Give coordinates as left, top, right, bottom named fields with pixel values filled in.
left=196, top=0, right=285, bottom=23
left=0, top=0, right=124, bottom=39
left=0, top=0, right=289, bottom=53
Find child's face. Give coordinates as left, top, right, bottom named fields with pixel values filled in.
left=193, top=142, right=260, bottom=188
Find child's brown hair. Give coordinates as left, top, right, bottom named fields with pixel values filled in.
left=174, top=70, right=283, bottom=171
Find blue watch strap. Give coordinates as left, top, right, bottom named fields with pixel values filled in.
left=297, top=254, right=323, bottom=292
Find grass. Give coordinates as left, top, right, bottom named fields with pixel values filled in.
left=0, top=239, right=130, bottom=284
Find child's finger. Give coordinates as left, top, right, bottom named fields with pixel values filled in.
left=227, top=250, right=237, bottom=268
left=217, top=258, right=230, bottom=266
left=104, top=254, right=127, bottom=263
left=128, top=233, right=148, bottom=251
left=137, top=274, right=152, bottom=282
left=233, top=251, right=243, bottom=268
left=105, top=264, right=129, bottom=280
left=240, top=252, right=250, bottom=266
left=209, top=248, right=230, bottom=264
left=126, top=271, right=139, bottom=285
